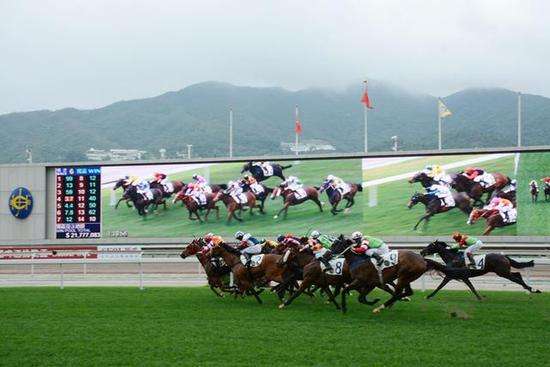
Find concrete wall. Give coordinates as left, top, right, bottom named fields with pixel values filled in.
left=0, top=166, right=46, bottom=241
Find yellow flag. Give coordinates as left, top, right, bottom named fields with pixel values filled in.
left=438, top=98, right=452, bottom=118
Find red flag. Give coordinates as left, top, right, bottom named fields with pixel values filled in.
left=294, top=119, right=303, bottom=135
left=361, top=89, right=373, bottom=109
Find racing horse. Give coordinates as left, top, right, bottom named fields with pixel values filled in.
left=331, top=238, right=445, bottom=314
left=544, top=180, right=550, bottom=201
left=270, top=184, right=323, bottom=219
left=420, top=240, right=541, bottom=298
left=241, top=161, right=292, bottom=182
left=213, top=190, right=258, bottom=223
left=450, top=172, right=510, bottom=206
left=149, top=180, right=185, bottom=199
left=112, top=178, right=133, bottom=209
left=207, top=243, right=295, bottom=303
left=124, top=185, right=166, bottom=216
left=180, top=238, right=235, bottom=297
left=318, top=180, right=363, bottom=215
left=172, top=189, right=220, bottom=223
left=407, top=192, right=473, bottom=230
left=241, top=182, right=273, bottom=213
left=467, top=208, right=515, bottom=235
left=530, top=181, right=539, bottom=203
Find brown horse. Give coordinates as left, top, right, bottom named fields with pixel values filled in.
left=172, top=190, right=220, bottom=223
left=213, top=191, right=258, bottom=223
left=331, top=238, right=442, bottom=314
left=530, top=181, right=539, bottom=203
left=467, top=208, right=515, bottom=235
left=318, top=180, right=363, bottom=215
left=420, top=240, right=541, bottom=297
left=451, top=172, right=510, bottom=206
left=180, top=238, right=234, bottom=297
left=149, top=180, right=185, bottom=199
left=270, top=185, right=323, bottom=219
left=208, top=243, right=294, bottom=303
left=407, top=192, right=472, bottom=230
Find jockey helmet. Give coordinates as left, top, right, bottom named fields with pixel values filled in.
left=192, top=174, right=198, bottom=180
left=234, top=231, right=244, bottom=240
left=452, top=232, right=463, bottom=242
left=464, top=167, right=475, bottom=174
left=276, top=235, right=285, bottom=243
left=511, top=179, right=517, bottom=186
left=351, top=231, right=363, bottom=241
left=228, top=180, right=234, bottom=186
left=327, top=175, right=335, bottom=181
left=310, top=230, right=320, bottom=239
left=243, top=175, right=250, bottom=180
left=204, top=233, right=214, bottom=241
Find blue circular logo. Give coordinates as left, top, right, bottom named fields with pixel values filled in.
left=9, top=187, right=34, bottom=219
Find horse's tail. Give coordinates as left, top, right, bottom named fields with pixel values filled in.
left=281, top=165, right=292, bottom=170
left=356, top=183, right=363, bottom=192
left=505, top=256, right=534, bottom=269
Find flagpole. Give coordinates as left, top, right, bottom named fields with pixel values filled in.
left=363, top=80, right=368, bottom=153
left=438, top=98, right=442, bottom=150
left=295, top=104, right=299, bottom=157
left=229, top=106, right=233, bottom=158
left=517, top=92, right=522, bottom=147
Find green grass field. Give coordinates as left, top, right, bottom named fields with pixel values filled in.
left=1, top=287, right=548, bottom=366
left=102, top=159, right=364, bottom=238
left=517, top=152, right=550, bottom=235
left=363, top=155, right=517, bottom=236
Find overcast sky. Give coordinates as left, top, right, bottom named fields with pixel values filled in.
left=1, top=0, right=548, bottom=114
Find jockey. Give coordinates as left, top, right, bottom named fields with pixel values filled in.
left=235, top=231, right=263, bottom=266
left=152, top=172, right=174, bottom=194
left=426, top=183, right=455, bottom=208
left=463, top=167, right=494, bottom=188
left=309, top=230, right=335, bottom=272
left=200, top=233, right=224, bottom=255
left=227, top=180, right=246, bottom=205
left=350, top=231, right=388, bottom=266
left=423, top=164, right=452, bottom=186
left=486, top=197, right=515, bottom=223
left=326, top=175, right=350, bottom=195
left=529, top=180, right=539, bottom=189
left=543, top=177, right=550, bottom=186
left=276, top=233, right=302, bottom=248
left=242, top=175, right=264, bottom=195
left=192, top=174, right=212, bottom=193
left=185, top=182, right=206, bottom=206
left=134, top=178, right=154, bottom=200
left=452, top=232, right=483, bottom=268
left=282, top=176, right=303, bottom=192
left=501, top=179, right=517, bottom=194
left=152, top=172, right=167, bottom=184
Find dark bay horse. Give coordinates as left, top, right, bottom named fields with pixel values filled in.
left=467, top=208, right=515, bottom=235
left=213, top=191, right=258, bottom=223
left=172, top=190, right=220, bottom=223
left=407, top=192, right=472, bottom=230
left=113, top=178, right=132, bottom=209
left=180, top=238, right=234, bottom=297
left=241, top=182, right=273, bottom=213
left=420, top=240, right=541, bottom=297
left=544, top=181, right=550, bottom=201
left=149, top=180, right=185, bottom=199
left=450, top=172, right=510, bottom=206
left=529, top=181, right=539, bottom=203
left=241, top=162, right=292, bottom=182
left=208, top=243, right=294, bottom=303
left=318, top=180, right=362, bottom=215
left=331, top=238, right=443, bottom=314
left=271, top=185, right=323, bottom=219
left=124, top=185, right=166, bottom=216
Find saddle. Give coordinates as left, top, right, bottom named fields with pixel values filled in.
left=293, top=188, right=307, bottom=200
left=240, top=254, right=264, bottom=267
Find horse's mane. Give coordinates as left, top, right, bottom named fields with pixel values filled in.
left=330, top=235, right=352, bottom=254
left=220, top=243, right=241, bottom=255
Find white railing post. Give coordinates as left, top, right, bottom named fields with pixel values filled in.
left=83, top=252, right=87, bottom=275
left=30, top=252, right=34, bottom=277
left=421, top=275, right=426, bottom=292
left=139, top=261, right=144, bottom=290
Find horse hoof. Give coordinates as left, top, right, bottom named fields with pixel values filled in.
left=273, top=215, right=278, bottom=219
left=401, top=297, right=411, bottom=302
left=373, top=305, right=385, bottom=314
left=278, top=304, right=285, bottom=309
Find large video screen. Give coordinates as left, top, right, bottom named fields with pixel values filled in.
left=54, top=151, right=549, bottom=240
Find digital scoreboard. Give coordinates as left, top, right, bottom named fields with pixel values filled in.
left=55, top=166, right=101, bottom=239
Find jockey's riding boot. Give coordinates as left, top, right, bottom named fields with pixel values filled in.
left=467, top=253, right=476, bottom=268
left=372, top=252, right=384, bottom=267
left=319, top=257, right=333, bottom=272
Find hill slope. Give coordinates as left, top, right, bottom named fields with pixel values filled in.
left=0, top=81, right=549, bottom=163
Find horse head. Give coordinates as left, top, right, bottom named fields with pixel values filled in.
left=113, top=178, right=126, bottom=191
left=420, top=239, right=447, bottom=257
left=407, top=192, right=424, bottom=209
left=408, top=172, right=428, bottom=185
left=180, top=238, right=204, bottom=259
left=318, top=180, right=330, bottom=193
left=172, top=189, right=186, bottom=204
left=241, top=161, right=252, bottom=174
left=467, top=208, right=484, bottom=225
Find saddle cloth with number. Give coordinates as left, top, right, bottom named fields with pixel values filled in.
left=240, top=254, right=264, bottom=267
left=320, top=258, right=346, bottom=276
left=371, top=250, right=399, bottom=270
left=293, top=188, right=308, bottom=200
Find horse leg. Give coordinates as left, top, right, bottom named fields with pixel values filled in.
left=194, top=210, right=203, bottom=223
left=482, top=225, right=494, bottom=235
left=501, top=271, right=541, bottom=293
left=115, top=197, right=125, bottom=209
left=358, top=285, right=380, bottom=306
left=280, top=278, right=313, bottom=308
left=331, top=201, right=340, bottom=215
left=463, top=278, right=483, bottom=300
left=313, top=197, right=323, bottom=212
left=322, top=285, right=341, bottom=310
left=210, top=285, right=224, bottom=298
left=341, top=279, right=362, bottom=314
left=413, top=213, right=431, bottom=231
left=273, top=203, right=288, bottom=219
left=426, top=276, right=452, bottom=299
left=373, top=280, right=406, bottom=313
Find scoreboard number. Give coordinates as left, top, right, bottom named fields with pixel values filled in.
left=55, top=166, right=101, bottom=239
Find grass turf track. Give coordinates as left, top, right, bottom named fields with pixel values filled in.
left=102, top=159, right=364, bottom=239
left=1, top=287, right=548, bottom=366
left=516, top=152, right=550, bottom=235
left=363, top=154, right=517, bottom=236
